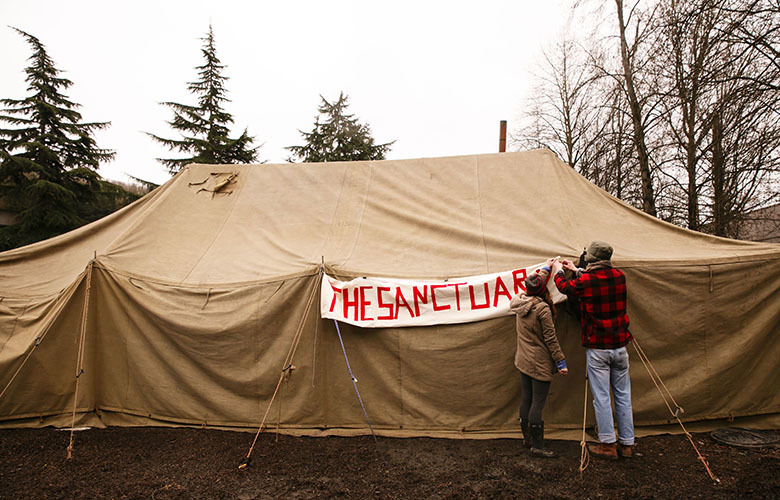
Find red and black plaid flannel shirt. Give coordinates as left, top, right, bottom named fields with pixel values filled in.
left=554, top=267, right=633, bottom=349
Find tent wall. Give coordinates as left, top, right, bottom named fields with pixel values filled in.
left=4, top=258, right=778, bottom=436
left=623, top=260, right=780, bottom=425
left=0, top=274, right=94, bottom=424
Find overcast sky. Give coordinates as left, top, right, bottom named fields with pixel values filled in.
left=0, top=1, right=568, bottom=185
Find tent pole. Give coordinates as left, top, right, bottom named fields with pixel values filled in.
left=66, top=260, right=94, bottom=459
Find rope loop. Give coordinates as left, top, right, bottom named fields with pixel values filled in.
left=578, top=372, right=590, bottom=477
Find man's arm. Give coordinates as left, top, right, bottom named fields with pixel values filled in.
left=537, top=305, right=566, bottom=370
left=553, top=260, right=585, bottom=297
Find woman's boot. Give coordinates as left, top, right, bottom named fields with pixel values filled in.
left=520, top=419, right=532, bottom=449
left=530, top=422, right=555, bottom=458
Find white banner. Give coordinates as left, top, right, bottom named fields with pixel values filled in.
left=320, top=263, right=566, bottom=328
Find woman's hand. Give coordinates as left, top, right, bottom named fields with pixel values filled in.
left=559, top=367, right=569, bottom=376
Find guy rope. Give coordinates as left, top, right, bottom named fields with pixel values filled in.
left=67, top=260, right=93, bottom=459
left=577, top=336, right=719, bottom=483
left=578, top=374, right=590, bottom=477
left=332, top=318, right=386, bottom=467
left=631, top=337, right=720, bottom=483
left=0, top=263, right=94, bottom=460
left=238, top=273, right=319, bottom=469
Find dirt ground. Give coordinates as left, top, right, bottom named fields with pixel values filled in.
left=0, top=427, right=778, bottom=500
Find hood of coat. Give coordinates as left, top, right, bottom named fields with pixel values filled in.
left=585, top=260, right=612, bottom=272
left=509, top=293, right=542, bottom=317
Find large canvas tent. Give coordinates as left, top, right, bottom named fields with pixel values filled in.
left=1, top=149, right=779, bottom=438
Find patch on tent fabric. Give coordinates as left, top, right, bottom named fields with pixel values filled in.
left=188, top=171, right=238, bottom=197
left=710, top=428, right=780, bottom=448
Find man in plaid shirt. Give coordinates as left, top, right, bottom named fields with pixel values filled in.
left=553, top=241, right=635, bottom=460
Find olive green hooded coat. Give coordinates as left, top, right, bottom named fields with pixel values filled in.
left=510, top=287, right=566, bottom=382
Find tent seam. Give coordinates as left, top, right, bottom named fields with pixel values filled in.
left=547, top=150, right=584, bottom=255
left=315, top=166, right=350, bottom=265
left=340, top=162, right=375, bottom=267
left=475, top=156, right=491, bottom=272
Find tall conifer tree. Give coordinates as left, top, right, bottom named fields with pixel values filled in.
left=0, top=28, right=115, bottom=250
left=287, top=92, right=394, bottom=162
left=149, top=25, right=258, bottom=174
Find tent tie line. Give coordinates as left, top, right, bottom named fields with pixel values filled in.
left=632, top=338, right=719, bottom=483
left=578, top=338, right=718, bottom=483
left=67, top=260, right=94, bottom=460
left=239, top=273, right=320, bottom=469
left=332, top=319, right=386, bottom=467
left=0, top=340, right=39, bottom=401
left=0, top=265, right=92, bottom=429
left=578, top=374, right=590, bottom=477
left=275, top=364, right=297, bottom=441
left=0, top=304, right=62, bottom=401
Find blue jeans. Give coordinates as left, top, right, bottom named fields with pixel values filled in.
left=586, top=347, right=635, bottom=445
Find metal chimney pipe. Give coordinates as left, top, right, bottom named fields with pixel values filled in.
left=499, top=120, right=507, bottom=152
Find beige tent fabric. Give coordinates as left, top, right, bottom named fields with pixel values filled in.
left=1, top=149, right=779, bottom=437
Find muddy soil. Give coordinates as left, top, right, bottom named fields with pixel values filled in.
left=1, top=427, right=778, bottom=499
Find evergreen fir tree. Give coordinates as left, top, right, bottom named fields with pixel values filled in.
left=0, top=28, right=115, bottom=250
left=287, top=92, right=394, bottom=162
left=148, top=25, right=259, bottom=174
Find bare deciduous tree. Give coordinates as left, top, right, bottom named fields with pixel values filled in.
left=656, top=0, right=780, bottom=235
left=614, top=0, right=661, bottom=216
left=516, top=0, right=780, bottom=239
left=513, top=37, right=603, bottom=170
